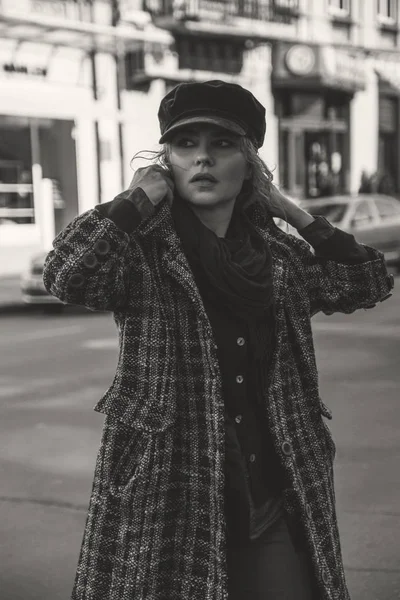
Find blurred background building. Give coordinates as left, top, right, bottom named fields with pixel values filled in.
left=1, top=0, right=400, bottom=274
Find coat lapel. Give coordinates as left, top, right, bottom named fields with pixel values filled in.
left=135, top=198, right=289, bottom=319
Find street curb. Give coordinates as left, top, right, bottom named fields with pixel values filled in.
left=0, top=303, right=35, bottom=315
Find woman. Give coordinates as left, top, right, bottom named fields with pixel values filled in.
left=43, top=80, right=394, bottom=600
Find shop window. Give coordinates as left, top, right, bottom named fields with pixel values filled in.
left=0, top=116, right=78, bottom=229
left=0, top=117, right=33, bottom=225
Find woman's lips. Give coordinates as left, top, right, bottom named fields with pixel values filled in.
left=190, top=179, right=218, bottom=186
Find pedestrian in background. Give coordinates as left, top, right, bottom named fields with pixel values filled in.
left=43, top=80, right=394, bottom=600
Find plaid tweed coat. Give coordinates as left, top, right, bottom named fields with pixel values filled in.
left=43, top=197, right=393, bottom=600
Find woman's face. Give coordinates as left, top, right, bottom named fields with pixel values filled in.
left=167, top=124, right=250, bottom=210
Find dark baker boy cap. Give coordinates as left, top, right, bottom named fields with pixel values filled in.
left=158, top=80, right=266, bottom=149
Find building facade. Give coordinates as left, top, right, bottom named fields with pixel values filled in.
left=0, top=0, right=172, bottom=274
left=126, top=0, right=400, bottom=200
left=1, top=0, right=400, bottom=274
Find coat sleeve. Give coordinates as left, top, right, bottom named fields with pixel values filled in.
left=42, top=189, right=155, bottom=312
left=284, top=218, right=395, bottom=317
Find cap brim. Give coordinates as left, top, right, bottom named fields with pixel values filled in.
left=159, top=115, right=246, bottom=144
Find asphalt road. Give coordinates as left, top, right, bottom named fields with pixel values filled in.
left=1, top=290, right=399, bottom=600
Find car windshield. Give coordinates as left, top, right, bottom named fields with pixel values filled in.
left=300, top=203, right=347, bottom=224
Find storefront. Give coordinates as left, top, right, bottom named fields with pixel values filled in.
left=374, top=55, right=400, bottom=196
left=0, top=0, right=172, bottom=276
left=272, top=42, right=366, bottom=199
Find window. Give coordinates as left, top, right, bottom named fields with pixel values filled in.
left=352, top=200, right=374, bottom=227
left=375, top=198, right=400, bottom=220
left=328, top=0, right=351, bottom=15
left=0, top=116, right=77, bottom=226
left=176, top=37, right=243, bottom=74
left=377, top=0, right=397, bottom=23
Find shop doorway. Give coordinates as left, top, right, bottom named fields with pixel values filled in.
left=276, top=90, right=350, bottom=199
left=279, top=127, right=348, bottom=198
left=305, top=130, right=346, bottom=198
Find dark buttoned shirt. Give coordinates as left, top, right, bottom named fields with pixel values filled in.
left=96, top=189, right=372, bottom=544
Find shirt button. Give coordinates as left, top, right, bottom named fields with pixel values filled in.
left=235, top=414, right=242, bottom=424
left=237, top=337, right=245, bottom=346
left=236, top=375, right=244, bottom=384
left=249, top=454, right=256, bottom=463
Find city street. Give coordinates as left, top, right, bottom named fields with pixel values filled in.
left=1, top=287, right=399, bottom=600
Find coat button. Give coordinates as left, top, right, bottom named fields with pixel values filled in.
left=281, top=440, right=293, bottom=456
left=237, top=337, right=245, bottom=346
left=249, top=454, right=256, bottom=463
left=322, top=569, right=329, bottom=584
left=67, top=273, right=85, bottom=289
left=235, top=415, right=242, bottom=424
left=94, top=239, right=111, bottom=256
left=82, top=252, right=98, bottom=268
left=236, top=375, right=244, bottom=384
left=388, top=273, right=395, bottom=289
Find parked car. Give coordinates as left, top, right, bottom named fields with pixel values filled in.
left=299, top=194, right=400, bottom=271
left=20, top=193, right=400, bottom=309
left=20, top=251, right=65, bottom=312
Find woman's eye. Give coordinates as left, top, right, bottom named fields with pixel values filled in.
left=175, top=138, right=195, bottom=147
left=215, top=139, right=233, bottom=147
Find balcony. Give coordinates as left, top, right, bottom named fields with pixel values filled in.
left=144, top=0, right=300, bottom=37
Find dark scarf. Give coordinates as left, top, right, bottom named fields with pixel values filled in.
left=171, top=192, right=276, bottom=400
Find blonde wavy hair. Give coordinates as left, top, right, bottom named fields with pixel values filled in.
left=130, top=135, right=289, bottom=225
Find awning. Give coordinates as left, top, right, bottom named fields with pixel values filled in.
left=375, top=65, right=400, bottom=95
left=0, top=11, right=173, bottom=53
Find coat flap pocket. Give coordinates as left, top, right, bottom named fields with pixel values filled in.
left=94, top=384, right=176, bottom=433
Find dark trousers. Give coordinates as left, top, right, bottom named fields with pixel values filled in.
left=227, top=515, right=314, bottom=600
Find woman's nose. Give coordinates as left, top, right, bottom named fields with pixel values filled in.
left=194, top=143, right=214, bottom=166
left=194, top=154, right=214, bottom=166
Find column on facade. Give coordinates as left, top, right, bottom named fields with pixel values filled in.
left=240, top=43, right=279, bottom=184
left=350, top=57, right=378, bottom=194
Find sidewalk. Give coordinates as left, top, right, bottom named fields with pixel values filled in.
left=0, top=276, right=25, bottom=313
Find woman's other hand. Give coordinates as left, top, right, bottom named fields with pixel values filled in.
left=268, top=185, right=314, bottom=230
left=129, top=165, right=174, bottom=207
left=268, top=185, right=298, bottom=221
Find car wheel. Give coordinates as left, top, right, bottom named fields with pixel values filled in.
left=43, top=304, right=65, bottom=314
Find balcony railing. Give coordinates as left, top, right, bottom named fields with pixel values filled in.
left=144, top=0, right=300, bottom=24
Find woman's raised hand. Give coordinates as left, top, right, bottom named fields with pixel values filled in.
left=129, top=165, right=174, bottom=207
left=268, top=184, right=298, bottom=222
